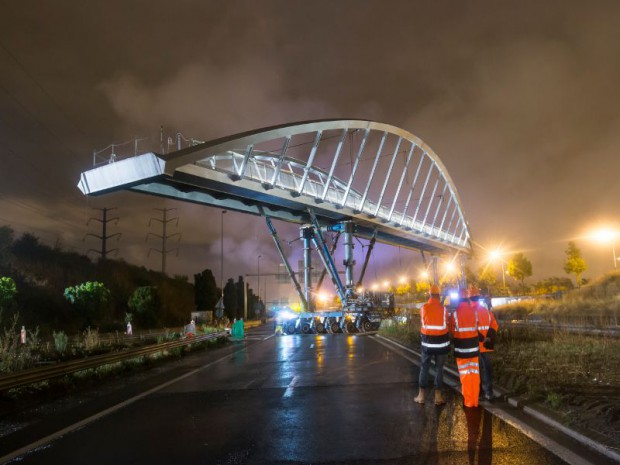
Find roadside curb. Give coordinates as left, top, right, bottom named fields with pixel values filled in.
left=522, top=404, right=620, bottom=463
left=375, top=333, right=620, bottom=464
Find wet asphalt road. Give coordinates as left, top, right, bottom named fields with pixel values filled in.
left=8, top=327, right=574, bottom=464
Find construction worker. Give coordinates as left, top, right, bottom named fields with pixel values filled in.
left=450, top=288, right=480, bottom=408
left=414, top=284, right=450, bottom=405
left=470, top=285, right=499, bottom=402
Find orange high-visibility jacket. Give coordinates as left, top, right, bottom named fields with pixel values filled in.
left=450, top=302, right=480, bottom=359
left=472, top=300, right=498, bottom=353
left=420, top=297, right=450, bottom=355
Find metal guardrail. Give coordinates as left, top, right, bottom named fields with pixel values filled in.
left=0, top=331, right=227, bottom=392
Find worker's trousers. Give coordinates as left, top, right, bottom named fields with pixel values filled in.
left=456, top=357, right=480, bottom=407
left=479, top=351, right=493, bottom=397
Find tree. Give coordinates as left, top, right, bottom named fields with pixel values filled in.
left=0, top=276, right=17, bottom=311
left=128, top=286, right=161, bottom=327
left=563, top=241, right=587, bottom=287
left=194, top=268, right=219, bottom=311
left=64, top=281, right=111, bottom=327
left=507, top=253, right=533, bottom=289
left=235, top=276, right=246, bottom=320
left=532, top=277, right=573, bottom=295
left=12, top=232, right=45, bottom=260
left=477, top=266, right=498, bottom=296
left=223, top=278, right=238, bottom=321
left=0, top=226, right=14, bottom=272
left=414, top=281, right=430, bottom=300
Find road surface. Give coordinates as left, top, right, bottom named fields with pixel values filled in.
left=1, top=326, right=606, bottom=464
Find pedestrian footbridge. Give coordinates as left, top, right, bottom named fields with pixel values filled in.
left=78, top=119, right=471, bottom=256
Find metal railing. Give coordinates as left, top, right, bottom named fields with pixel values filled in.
left=0, top=331, right=227, bottom=392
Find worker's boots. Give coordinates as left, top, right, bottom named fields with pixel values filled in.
left=435, top=390, right=446, bottom=406
left=414, top=389, right=425, bottom=404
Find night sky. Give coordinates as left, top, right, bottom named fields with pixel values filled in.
left=1, top=1, right=619, bottom=301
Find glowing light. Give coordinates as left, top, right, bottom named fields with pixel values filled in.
left=487, top=247, right=507, bottom=289
left=399, top=276, right=407, bottom=284
left=590, top=228, right=618, bottom=243
left=489, top=249, right=503, bottom=261
left=277, top=310, right=297, bottom=320
left=589, top=227, right=619, bottom=269
left=383, top=280, right=390, bottom=289
left=371, top=283, right=379, bottom=291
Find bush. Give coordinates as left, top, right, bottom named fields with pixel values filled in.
left=546, top=391, right=564, bottom=409
left=53, top=330, right=68, bottom=354
left=0, top=312, right=38, bottom=372
left=82, top=327, right=100, bottom=351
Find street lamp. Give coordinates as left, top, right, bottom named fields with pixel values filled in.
left=590, top=228, right=618, bottom=269
left=489, top=249, right=506, bottom=292
left=220, top=210, right=227, bottom=297
left=257, top=255, right=262, bottom=303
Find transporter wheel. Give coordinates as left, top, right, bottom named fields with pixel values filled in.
left=343, top=321, right=356, bottom=334
left=363, top=319, right=374, bottom=332
left=302, top=323, right=312, bottom=334
left=330, top=322, right=341, bottom=333
left=315, top=322, right=326, bottom=333
left=286, top=323, right=297, bottom=334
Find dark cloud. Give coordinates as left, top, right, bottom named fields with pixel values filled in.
left=0, top=0, right=619, bottom=301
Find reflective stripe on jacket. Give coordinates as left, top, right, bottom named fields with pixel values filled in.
left=450, top=301, right=480, bottom=359
left=420, top=297, right=450, bottom=355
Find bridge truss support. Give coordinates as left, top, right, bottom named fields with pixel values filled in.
left=271, top=209, right=395, bottom=334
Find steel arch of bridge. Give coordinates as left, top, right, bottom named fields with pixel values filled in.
left=78, top=119, right=472, bottom=256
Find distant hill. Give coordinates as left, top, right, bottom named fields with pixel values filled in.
left=0, top=226, right=194, bottom=334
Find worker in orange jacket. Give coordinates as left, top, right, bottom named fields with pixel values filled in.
left=414, top=284, right=450, bottom=405
left=450, top=288, right=480, bottom=408
left=470, top=285, right=499, bottom=402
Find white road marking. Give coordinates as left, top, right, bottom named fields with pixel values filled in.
left=282, top=375, right=299, bottom=398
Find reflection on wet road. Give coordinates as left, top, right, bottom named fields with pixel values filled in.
left=14, top=329, right=570, bottom=464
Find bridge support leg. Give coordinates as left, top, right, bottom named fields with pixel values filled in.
left=431, top=255, right=439, bottom=285
left=301, top=226, right=315, bottom=312
left=343, top=221, right=356, bottom=298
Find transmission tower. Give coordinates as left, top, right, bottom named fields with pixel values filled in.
left=146, top=208, right=181, bottom=274
left=84, top=207, right=121, bottom=259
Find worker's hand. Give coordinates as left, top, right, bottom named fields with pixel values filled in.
left=483, top=337, right=494, bottom=349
